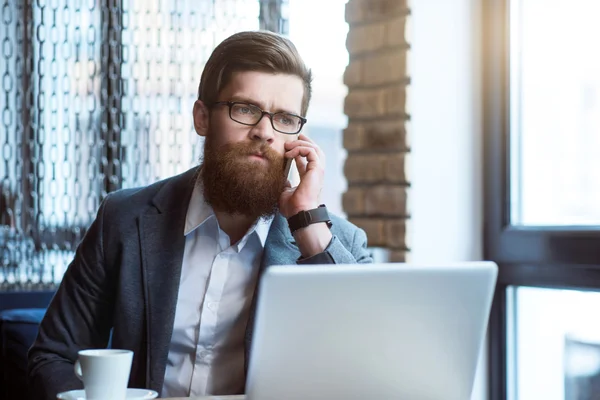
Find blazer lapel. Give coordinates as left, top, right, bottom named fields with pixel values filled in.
left=244, top=213, right=301, bottom=372
left=139, top=168, right=197, bottom=392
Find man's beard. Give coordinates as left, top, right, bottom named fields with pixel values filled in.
left=198, top=134, right=287, bottom=219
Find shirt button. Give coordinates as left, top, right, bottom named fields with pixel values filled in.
left=199, top=350, right=211, bottom=360
left=207, top=302, right=217, bottom=311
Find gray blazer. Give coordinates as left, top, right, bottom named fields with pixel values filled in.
left=27, top=167, right=373, bottom=400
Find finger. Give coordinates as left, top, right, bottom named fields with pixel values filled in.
left=285, top=139, right=325, bottom=160
left=285, top=147, right=321, bottom=174
left=295, top=154, right=307, bottom=175
left=285, top=146, right=320, bottom=163
left=284, top=140, right=315, bottom=151
left=286, top=148, right=323, bottom=180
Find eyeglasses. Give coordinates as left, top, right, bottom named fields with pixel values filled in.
left=213, top=101, right=307, bottom=135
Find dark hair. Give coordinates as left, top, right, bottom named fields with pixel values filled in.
left=198, top=30, right=312, bottom=115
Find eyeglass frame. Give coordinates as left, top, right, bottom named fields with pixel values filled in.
left=212, top=100, right=308, bottom=135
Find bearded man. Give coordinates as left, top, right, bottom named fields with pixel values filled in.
left=28, top=30, right=372, bottom=400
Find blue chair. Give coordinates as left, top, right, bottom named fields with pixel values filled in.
left=0, top=308, right=47, bottom=399
left=0, top=290, right=55, bottom=400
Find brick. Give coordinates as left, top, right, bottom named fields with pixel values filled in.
left=345, top=0, right=364, bottom=24
left=349, top=218, right=385, bottom=247
left=361, top=120, right=407, bottom=150
left=363, top=50, right=406, bottom=86
left=346, top=22, right=385, bottom=55
left=345, top=154, right=387, bottom=183
left=344, top=88, right=386, bottom=118
left=343, top=124, right=364, bottom=151
left=389, top=250, right=407, bottom=262
left=367, top=0, right=408, bottom=21
left=386, top=16, right=407, bottom=47
left=385, top=153, right=407, bottom=183
left=343, top=59, right=363, bottom=87
left=347, top=0, right=408, bottom=24
left=385, top=219, right=407, bottom=249
left=342, top=187, right=366, bottom=216
left=384, top=83, right=407, bottom=115
left=365, top=185, right=407, bottom=216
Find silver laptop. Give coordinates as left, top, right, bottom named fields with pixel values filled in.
left=245, top=262, right=498, bottom=400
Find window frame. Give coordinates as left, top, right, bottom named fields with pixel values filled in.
left=482, top=0, right=600, bottom=399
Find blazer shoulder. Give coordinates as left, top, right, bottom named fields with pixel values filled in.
left=103, top=179, right=167, bottom=215
left=102, top=167, right=196, bottom=218
left=92, top=173, right=189, bottom=249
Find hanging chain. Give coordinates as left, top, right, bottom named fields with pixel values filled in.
left=168, top=0, right=181, bottom=178
left=70, top=0, right=81, bottom=237
left=86, top=0, right=100, bottom=221
left=35, top=0, right=49, bottom=287
left=1, top=0, right=286, bottom=289
left=1, top=0, right=15, bottom=289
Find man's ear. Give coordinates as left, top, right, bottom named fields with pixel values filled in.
left=193, top=100, right=209, bottom=137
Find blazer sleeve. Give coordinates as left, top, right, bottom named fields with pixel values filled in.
left=297, top=228, right=373, bottom=265
left=28, top=195, right=116, bottom=400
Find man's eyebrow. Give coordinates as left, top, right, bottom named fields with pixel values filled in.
left=228, top=96, right=299, bottom=115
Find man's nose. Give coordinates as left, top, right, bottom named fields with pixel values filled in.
left=249, top=114, right=275, bottom=143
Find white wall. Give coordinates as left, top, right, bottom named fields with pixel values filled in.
left=409, top=0, right=486, bottom=399
left=288, top=0, right=349, bottom=216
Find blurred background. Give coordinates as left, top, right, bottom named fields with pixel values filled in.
left=1, top=1, right=600, bottom=400
left=0, top=0, right=354, bottom=284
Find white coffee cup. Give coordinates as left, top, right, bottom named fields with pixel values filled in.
left=74, top=349, right=133, bottom=400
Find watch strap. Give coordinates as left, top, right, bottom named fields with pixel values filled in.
left=287, top=204, right=332, bottom=234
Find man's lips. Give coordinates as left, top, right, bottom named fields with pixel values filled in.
left=248, top=152, right=267, bottom=161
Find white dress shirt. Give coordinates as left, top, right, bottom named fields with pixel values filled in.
left=161, top=183, right=273, bottom=398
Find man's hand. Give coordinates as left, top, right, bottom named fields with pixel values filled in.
left=278, top=134, right=332, bottom=258
left=278, top=133, right=325, bottom=218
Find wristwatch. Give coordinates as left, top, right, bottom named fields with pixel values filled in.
left=287, top=204, right=333, bottom=235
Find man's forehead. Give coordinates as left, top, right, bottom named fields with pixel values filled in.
left=219, top=71, right=304, bottom=114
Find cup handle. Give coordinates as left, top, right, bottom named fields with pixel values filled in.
left=74, top=360, right=83, bottom=381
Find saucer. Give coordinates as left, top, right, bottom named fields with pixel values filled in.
left=56, top=388, right=158, bottom=400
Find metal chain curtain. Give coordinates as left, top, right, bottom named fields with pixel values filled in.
left=0, top=0, right=289, bottom=290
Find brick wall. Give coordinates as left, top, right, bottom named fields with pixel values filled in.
left=342, top=0, right=410, bottom=262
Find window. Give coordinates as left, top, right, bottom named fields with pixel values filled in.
left=509, top=0, right=600, bottom=226
left=118, top=0, right=262, bottom=190
left=484, top=1, right=600, bottom=400
left=0, top=0, right=287, bottom=289
left=508, top=287, right=600, bottom=400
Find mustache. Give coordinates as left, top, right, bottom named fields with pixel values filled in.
left=224, top=141, right=282, bottom=162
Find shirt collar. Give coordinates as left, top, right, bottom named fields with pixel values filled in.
left=184, top=182, right=214, bottom=236
left=184, top=181, right=274, bottom=248
left=254, top=216, right=272, bottom=247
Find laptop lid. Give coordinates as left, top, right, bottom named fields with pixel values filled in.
left=245, top=262, right=498, bottom=400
